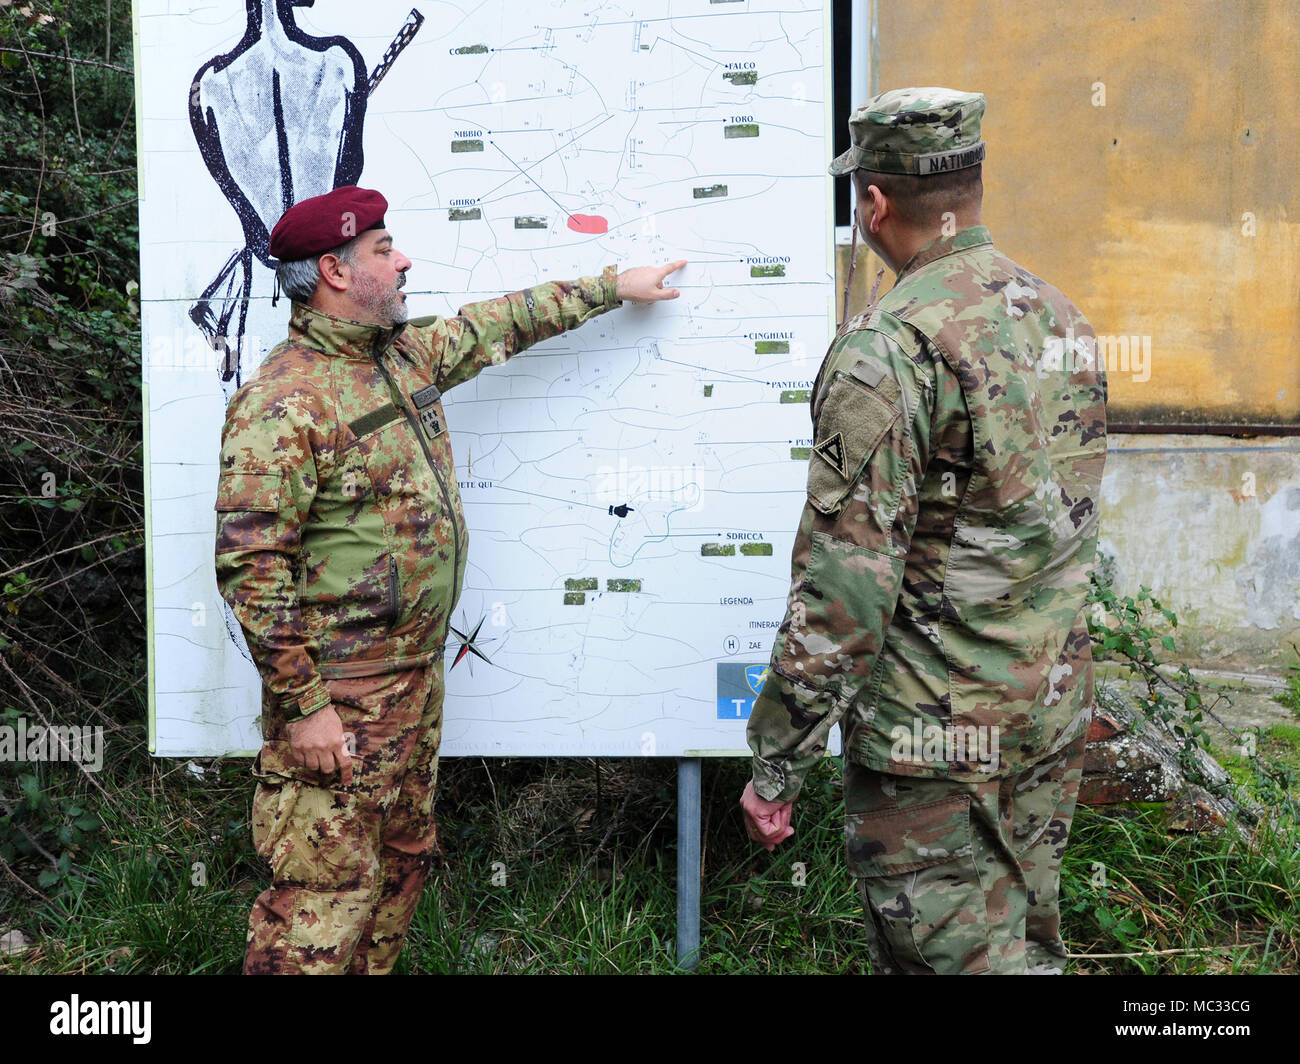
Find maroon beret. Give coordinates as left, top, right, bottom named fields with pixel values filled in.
left=268, top=185, right=388, bottom=262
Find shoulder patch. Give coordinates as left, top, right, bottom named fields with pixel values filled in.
left=813, top=432, right=848, bottom=478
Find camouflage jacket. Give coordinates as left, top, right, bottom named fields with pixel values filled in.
left=215, top=267, right=621, bottom=725
left=748, top=226, right=1107, bottom=801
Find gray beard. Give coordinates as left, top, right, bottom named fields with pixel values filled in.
left=353, top=270, right=407, bottom=326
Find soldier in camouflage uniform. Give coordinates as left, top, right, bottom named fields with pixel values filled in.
left=740, top=89, right=1107, bottom=974
left=216, top=185, right=684, bottom=974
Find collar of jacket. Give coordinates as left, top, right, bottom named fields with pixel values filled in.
left=894, top=224, right=993, bottom=284
left=287, top=302, right=409, bottom=360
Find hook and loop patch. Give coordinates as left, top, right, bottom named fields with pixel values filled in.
left=806, top=363, right=901, bottom=516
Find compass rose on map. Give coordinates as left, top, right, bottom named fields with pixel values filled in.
left=447, top=615, right=497, bottom=672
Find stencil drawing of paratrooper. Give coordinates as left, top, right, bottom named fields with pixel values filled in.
left=188, top=0, right=424, bottom=393
left=188, top=1, right=423, bottom=661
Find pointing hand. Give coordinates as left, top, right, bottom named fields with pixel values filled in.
left=617, top=259, right=688, bottom=302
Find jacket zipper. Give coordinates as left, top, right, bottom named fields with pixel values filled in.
left=372, top=351, right=464, bottom=611
left=387, top=555, right=400, bottom=629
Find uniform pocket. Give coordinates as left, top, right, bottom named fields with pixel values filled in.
left=299, top=548, right=399, bottom=630
left=352, top=413, right=429, bottom=500
left=845, top=792, right=990, bottom=974
left=215, top=469, right=282, bottom=512
left=253, top=738, right=353, bottom=788
left=807, top=371, right=898, bottom=517
left=775, top=532, right=903, bottom=692
left=250, top=741, right=364, bottom=891
left=845, top=794, right=973, bottom=877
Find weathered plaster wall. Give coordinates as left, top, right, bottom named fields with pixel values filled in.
left=845, top=0, right=1300, bottom=427
left=1099, top=436, right=1300, bottom=673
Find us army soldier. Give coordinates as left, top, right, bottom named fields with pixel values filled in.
left=740, top=89, right=1107, bottom=974
left=216, top=185, right=685, bottom=974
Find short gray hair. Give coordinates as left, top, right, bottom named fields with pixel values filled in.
left=275, top=236, right=360, bottom=304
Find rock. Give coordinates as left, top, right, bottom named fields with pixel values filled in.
left=1080, top=682, right=1246, bottom=830
left=1086, top=707, right=1126, bottom=743
left=461, top=931, right=499, bottom=962
left=1081, top=727, right=1182, bottom=803
left=0, top=929, right=32, bottom=956
left=1167, top=786, right=1229, bottom=833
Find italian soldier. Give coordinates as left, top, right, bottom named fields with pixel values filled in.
left=215, top=184, right=685, bottom=973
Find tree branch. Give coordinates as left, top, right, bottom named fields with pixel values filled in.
left=0, top=47, right=131, bottom=74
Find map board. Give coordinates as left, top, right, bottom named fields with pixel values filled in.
left=136, top=0, right=834, bottom=757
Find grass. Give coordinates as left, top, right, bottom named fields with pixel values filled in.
left=3, top=735, right=1298, bottom=974
left=1275, top=653, right=1300, bottom=718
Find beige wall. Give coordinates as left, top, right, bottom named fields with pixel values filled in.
left=837, top=0, right=1299, bottom=427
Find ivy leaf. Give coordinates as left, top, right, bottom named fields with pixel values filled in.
left=19, top=772, right=41, bottom=808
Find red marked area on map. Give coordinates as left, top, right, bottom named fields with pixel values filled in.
left=567, top=213, right=608, bottom=234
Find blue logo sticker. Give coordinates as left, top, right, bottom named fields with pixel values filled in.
left=717, top=662, right=770, bottom=720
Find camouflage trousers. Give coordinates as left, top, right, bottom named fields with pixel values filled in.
left=844, top=729, right=1087, bottom=974
left=243, top=662, right=445, bottom=975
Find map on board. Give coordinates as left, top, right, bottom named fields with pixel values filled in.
left=136, top=0, right=834, bottom=757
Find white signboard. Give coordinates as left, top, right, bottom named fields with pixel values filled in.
left=137, top=0, right=833, bottom=757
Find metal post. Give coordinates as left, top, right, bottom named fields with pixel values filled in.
left=850, top=0, right=870, bottom=107
left=839, top=0, right=878, bottom=247
left=676, top=757, right=702, bottom=970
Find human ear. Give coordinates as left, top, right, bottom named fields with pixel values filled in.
left=318, top=253, right=350, bottom=292
left=867, top=185, right=887, bottom=233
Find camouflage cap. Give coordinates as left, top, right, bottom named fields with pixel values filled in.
left=829, top=87, right=986, bottom=177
